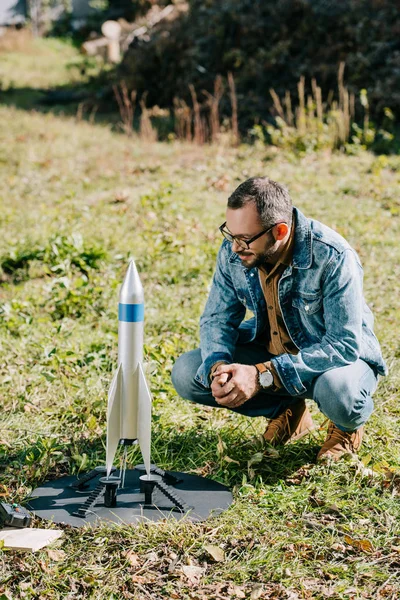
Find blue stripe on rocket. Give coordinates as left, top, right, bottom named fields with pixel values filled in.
left=118, top=303, right=144, bottom=322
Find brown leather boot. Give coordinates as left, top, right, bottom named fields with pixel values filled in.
left=317, top=421, right=363, bottom=462
left=263, top=399, right=315, bottom=446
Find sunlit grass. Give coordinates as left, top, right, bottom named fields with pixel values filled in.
left=0, top=40, right=400, bottom=598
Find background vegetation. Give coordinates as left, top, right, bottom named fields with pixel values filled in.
left=115, top=0, right=399, bottom=136
left=0, top=34, right=400, bottom=600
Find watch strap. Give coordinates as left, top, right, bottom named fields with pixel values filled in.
left=255, top=362, right=268, bottom=374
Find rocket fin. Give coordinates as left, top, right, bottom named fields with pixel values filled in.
left=106, top=363, right=122, bottom=477
left=137, top=362, right=152, bottom=476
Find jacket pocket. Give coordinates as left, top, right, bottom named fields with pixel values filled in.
left=292, top=294, right=322, bottom=315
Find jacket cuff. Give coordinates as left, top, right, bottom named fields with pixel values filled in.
left=271, top=354, right=307, bottom=396
left=195, top=353, right=233, bottom=389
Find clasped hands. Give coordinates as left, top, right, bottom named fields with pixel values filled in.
left=211, top=363, right=260, bottom=409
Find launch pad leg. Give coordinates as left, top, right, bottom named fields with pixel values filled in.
left=100, top=476, right=121, bottom=508
left=139, top=474, right=162, bottom=505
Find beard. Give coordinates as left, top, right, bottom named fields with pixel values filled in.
left=236, top=239, right=279, bottom=269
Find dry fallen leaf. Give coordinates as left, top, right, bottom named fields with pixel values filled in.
left=250, top=583, right=264, bottom=599
left=331, top=542, right=347, bottom=552
left=228, top=585, right=246, bottom=598
left=224, top=455, right=240, bottom=465
left=46, top=549, right=66, bottom=562
left=217, top=437, right=226, bottom=455
left=124, top=550, right=140, bottom=567
left=145, top=551, right=158, bottom=562
left=113, top=189, right=129, bottom=203
left=203, top=543, right=225, bottom=562
left=181, top=565, right=205, bottom=584
left=344, top=535, right=374, bottom=553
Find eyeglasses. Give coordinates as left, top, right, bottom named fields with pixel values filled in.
left=219, top=221, right=282, bottom=250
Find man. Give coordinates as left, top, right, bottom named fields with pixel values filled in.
left=172, top=177, right=387, bottom=460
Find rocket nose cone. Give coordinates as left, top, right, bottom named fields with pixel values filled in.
left=119, top=259, right=144, bottom=304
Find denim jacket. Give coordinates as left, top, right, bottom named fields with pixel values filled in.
left=196, top=207, right=387, bottom=395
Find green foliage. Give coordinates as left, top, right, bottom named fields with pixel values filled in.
left=0, top=233, right=106, bottom=280
left=263, top=86, right=398, bottom=155
left=0, top=84, right=400, bottom=597
left=265, top=115, right=343, bottom=155
left=118, top=0, right=399, bottom=137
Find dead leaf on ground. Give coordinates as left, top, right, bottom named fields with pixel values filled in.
left=224, top=455, right=240, bottom=465
left=344, top=535, right=374, bottom=553
left=286, top=464, right=314, bottom=485
left=331, top=542, right=347, bottom=553
left=131, top=575, right=147, bottom=584
left=203, top=543, right=225, bottom=562
left=124, top=549, right=140, bottom=567
left=46, top=549, right=66, bottom=562
left=217, top=436, right=226, bottom=455
left=144, top=550, right=158, bottom=562
left=228, top=585, right=246, bottom=598
left=113, top=189, right=130, bottom=203
left=250, top=583, right=264, bottom=599
left=181, top=565, right=205, bottom=584
left=309, top=488, right=325, bottom=507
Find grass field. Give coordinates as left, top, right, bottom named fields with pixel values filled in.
left=1, top=39, right=400, bottom=599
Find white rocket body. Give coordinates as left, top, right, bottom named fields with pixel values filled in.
left=106, top=260, right=152, bottom=477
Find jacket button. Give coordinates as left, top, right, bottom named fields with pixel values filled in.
left=305, top=305, right=310, bottom=311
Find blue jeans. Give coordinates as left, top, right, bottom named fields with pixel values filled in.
left=171, top=342, right=379, bottom=432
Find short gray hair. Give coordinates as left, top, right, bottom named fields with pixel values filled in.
left=227, top=177, right=293, bottom=227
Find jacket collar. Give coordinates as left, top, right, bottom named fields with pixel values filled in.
left=228, top=206, right=312, bottom=270
left=291, top=207, right=312, bottom=269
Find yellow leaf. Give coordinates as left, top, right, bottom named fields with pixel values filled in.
left=217, top=437, right=226, bottom=455
left=358, top=539, right=374, bottom=553
left=344, top=535, right=373, bottom=553
left=224, top=456, right=240, bottom=465
left=203, top=543, right=225, bottom=562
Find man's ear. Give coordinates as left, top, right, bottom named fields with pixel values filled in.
left=274, top=223, right=289, bottom=241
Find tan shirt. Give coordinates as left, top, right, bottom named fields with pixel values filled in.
left=258, top=220, right=298, bottom=388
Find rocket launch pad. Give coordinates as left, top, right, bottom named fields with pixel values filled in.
left=28, top=261, right=232, bottom=526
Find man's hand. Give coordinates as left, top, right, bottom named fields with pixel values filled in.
left=211, top=363, right=260, bottom=408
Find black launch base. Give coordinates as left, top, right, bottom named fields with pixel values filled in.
left=28, top=465, right=233, bottom=527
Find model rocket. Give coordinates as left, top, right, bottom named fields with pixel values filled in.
left=106, top=260, right=152, bottom=477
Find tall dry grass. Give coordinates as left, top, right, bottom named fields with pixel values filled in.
left=113, top=81, right=137, bottom=136
left=113, top=64, right=368, bottom=150
left=268, top=62, right=356, bottom=150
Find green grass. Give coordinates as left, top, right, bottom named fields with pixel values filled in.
left=1, top=39, right=400, bottom=599
left=0, top=35, right=107, bottom=113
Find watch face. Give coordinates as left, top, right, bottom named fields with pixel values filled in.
left=259, top=370, right=274, bottom=388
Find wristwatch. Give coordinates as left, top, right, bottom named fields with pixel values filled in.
left=255, top=363, right=274, bottom=389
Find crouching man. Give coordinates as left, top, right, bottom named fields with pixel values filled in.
left=172, top=177, right=387, bottom=461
